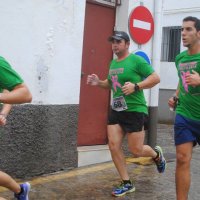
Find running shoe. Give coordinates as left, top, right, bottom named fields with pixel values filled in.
left=112, top=181, right=135, bottom=197
left=154, top=145, right=166, bottom=173
left=14, top=182, right=30, bottom=200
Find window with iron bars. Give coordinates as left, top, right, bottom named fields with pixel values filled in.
left=161, top=26, right=181, bottom=62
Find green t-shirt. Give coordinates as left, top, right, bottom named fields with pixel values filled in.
left=175, top=50, right=200, bottom=121
left=107, top=54, right=154, bottom=114
left=0, top=56, right=23, bottom=92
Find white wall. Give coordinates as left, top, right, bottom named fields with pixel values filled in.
left=163, top=0, right=200, bottom=13
left=160, top=62, right=178, bottom=89
left=163, top=2, right=200, bottom=27
left=0, top=0, right=86, bottom=104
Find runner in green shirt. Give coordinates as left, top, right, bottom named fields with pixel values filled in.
left=108, top=53, right=154, bottom=114
left=168, top=16, right=200, bottom=200
left=175, top=51, right=200, bottom=120
left=87, top=31, right=166, bottom=197
left=0, top=56, right=32, bottom=200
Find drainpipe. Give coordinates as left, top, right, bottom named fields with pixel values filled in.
left=148, top=0, right=163, bottom=147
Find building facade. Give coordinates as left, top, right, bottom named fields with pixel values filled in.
left=0, top=0, right=199, bottom=178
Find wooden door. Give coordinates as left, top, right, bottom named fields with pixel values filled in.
left=77, top=2, right=115, bottom=146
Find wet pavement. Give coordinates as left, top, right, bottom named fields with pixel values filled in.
left=1, top=124, right=200, bottom=200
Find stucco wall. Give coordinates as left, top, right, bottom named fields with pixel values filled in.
left=0, top=104, right=79, bottom=178
left=0, top=0, right=85, bottom=104
left=0, top=0, right=86, bottom=178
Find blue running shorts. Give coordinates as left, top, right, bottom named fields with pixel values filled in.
left=174, top=114, right=200, bottom=146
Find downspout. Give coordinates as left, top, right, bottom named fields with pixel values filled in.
left=148, top=0, right=164, bottom=147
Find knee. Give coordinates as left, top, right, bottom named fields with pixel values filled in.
left=108, top=140, right=121, bottom=153
left=176, top=152, right=192, bottom=166
left=129, top=146, right=143, bottom=158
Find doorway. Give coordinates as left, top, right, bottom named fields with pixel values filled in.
left=77, top=1, right=116, bottom=146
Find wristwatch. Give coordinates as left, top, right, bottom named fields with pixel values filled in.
left=134, top=83, right=140, bottom=92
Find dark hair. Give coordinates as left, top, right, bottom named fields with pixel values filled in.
left=183, top=16, right=200, bottom=31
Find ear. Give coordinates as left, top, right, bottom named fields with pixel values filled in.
left=125, top=41, right=130, bottom=47
left=197, top=30, right=200, bottom=38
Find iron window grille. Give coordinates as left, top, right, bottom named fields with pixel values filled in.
left=161, top=26, right=181, bottom=62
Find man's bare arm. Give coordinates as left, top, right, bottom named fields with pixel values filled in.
left=87, top=74, right=111, bottom=89
left=0, top=83, right=32, bottom=104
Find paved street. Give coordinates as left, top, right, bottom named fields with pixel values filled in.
left=1, top=124, right=200, bottom=200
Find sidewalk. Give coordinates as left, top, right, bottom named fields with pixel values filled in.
left=1, top=124, right=200, bottom=200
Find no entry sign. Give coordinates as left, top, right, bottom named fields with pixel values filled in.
left=128, top=6, right=154, bottom=44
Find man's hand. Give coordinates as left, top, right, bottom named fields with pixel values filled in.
left=87, top=74, right=100, bottom=86
left=168, top=96, right=178, bottom=110
left=122, top=82, right=135, bottom=95
left=185, top=70, right=200, bottom=86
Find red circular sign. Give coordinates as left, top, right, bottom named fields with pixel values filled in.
left=128, top=6, right=154, bottom=44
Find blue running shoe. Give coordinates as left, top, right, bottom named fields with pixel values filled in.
left=14, top=182, right=30, bottom=200
left=112, top=181, right=135, bottom=197
left=154, top=146, right=166, bottom=173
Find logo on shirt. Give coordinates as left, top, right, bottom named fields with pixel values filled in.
left=179, top=62, right=197, bottom=71
left=109, top=68, right=124, bottom=75
left=109, top=68, right=124, bottom=92
left=179, top=62, right=200, bottom=94
left=111, top=75, right=121, bottom=92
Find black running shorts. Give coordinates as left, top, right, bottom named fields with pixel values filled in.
left=108, top=109, right=149, bottom=133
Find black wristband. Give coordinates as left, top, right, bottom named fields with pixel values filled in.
left=134, top=83, right=140, bottom=92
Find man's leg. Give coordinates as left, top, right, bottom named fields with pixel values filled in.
left=108, top=124, right=135, bottom=197
left=176, top=142, right=193, bottom=200
left=0, top=171, right=21, bottom=193
left=127, top=130, right=166, bottom=173
left=0, top=171, right=30, bottom=200
left=107, top=124, right=129, bottom=180
left=127, top=130, right=157, bottom=158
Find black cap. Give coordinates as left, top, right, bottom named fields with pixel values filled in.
left=108, top=31, right=130, bottom=42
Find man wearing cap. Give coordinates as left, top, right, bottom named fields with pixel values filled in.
left=87, top=31, right=166, bottom=197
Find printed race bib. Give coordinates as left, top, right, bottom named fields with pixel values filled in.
left=112, top=96, right=128, bottom=111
